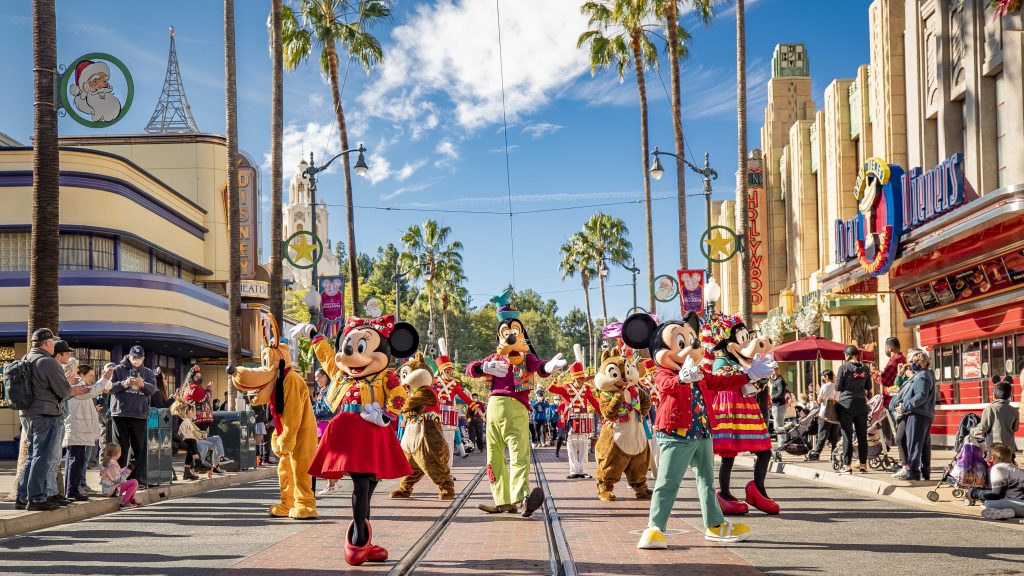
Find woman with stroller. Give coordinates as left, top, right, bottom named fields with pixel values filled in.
left=892, top=349, right=935, bottom=481
left=808, top=369, right=840, bottom=461
left=836, top=346, right=872, bottom=474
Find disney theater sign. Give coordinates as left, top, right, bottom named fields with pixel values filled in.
left=833, top=153, right=966, bottom=276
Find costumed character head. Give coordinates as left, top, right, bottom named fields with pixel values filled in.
left=710, top=315, right=774, bottom=371
left=491, top=288, right=534, bottom=366
left=226, top=313, right=293, bottom=406
left=621, top=312, right=703, bottom=371
left=335, top=315, right=419, bottom=380
left=400, top=352, right=434, bottom=391
left=435, top=337, right=455, bottom=381
left=594, top=348, right=629, bottom=394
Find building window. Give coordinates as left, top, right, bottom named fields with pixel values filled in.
left=0, top=232, right=30, bottom=271
left=153, top=255, right=177, bottom=278
left=72, top=348, right=111, bottom=371
left=92, top=236, right=115, bottom=270
left=1015, top=333, right=1024, bottom=377
left=120, top=241, right=149, bottom=273
left=156, top=354, right=177, bottom=391
left=59, top=235, right=91, bottom=270
left=181, top=268, right=195, bottom=283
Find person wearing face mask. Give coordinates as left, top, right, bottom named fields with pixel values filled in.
left=892, top=349, right=936, bottom=481
left=109, top=345, right=158, bottom=483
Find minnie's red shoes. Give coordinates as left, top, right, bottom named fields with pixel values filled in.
left=717, top=491, right=749, bottom=515
left=745, top=480, right=780, bottom=515
left=366, top=521, right=388, bottom=562
left=344, top=521, right=371, bottom=566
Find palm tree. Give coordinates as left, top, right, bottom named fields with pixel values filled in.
left=281, top=0, right=390, bottom=313
left=225, top=0, right=241, bottom=409
left=735, top=0, right=751, bottom=325
left=660, top=0, right=714, bottom=269
left=269, top=0, right=285, bottom=322
left=432, top=259, right=468, bottom=347
left=582, top=212, right=632, bottom=323
left=578, top=0, right=658, bottom=311
left=559, top=232, right=598, bottom=366
left=398, top=220, right=463, bottom=345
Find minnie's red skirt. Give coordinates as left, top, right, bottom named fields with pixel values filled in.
left=308, top=412, right=413, bottom=480
left=710, top=389, right=772, bottom=458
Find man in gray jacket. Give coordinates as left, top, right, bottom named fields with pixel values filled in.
left=15, top=329, right=86, bottom=511
left=110, top=345, right=157, bottom=483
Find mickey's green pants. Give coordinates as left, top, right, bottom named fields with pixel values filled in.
left=485, top=396, right=532, bottom=506
left=647, top=435, right=724, bottom=531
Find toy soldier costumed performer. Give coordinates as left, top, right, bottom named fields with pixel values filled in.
left=466, top=289, right=567, bottom=516
left=434, top=338, right=480, bottom=469
left=547, top=344, right=600, bottom=479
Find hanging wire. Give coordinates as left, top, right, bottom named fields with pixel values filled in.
left=326, top=195, right=677, bottom=215
left=495, top=0, right=517, bottom=289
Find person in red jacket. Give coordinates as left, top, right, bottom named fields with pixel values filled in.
left=621, top=312, right=776, bottom=550
left=547, top=345, right=601, bottom=479
left=181, top=365, right=213, bottom=431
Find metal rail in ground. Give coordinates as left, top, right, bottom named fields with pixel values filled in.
left=532, top=449, right=578, bottom=576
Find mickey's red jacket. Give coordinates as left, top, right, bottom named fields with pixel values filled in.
left=652, top=367, right=748, bottom=433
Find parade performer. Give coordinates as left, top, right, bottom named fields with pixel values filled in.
left=621, top=312, right=776, bottom=549
left=227, top=314, right=317, bottom=520
left=639, top=358, right=661, bottom=479
left=466, top=289, right=566, bottom=516
left=702, top=314, right=778, bottom=515
left=593, top=349, right=652, bottom=501
left=291, top=315, right=419, bottom=566
left=434, top=338, right=480, bottom=468
left=547, top=344, right=600, bottom=479
left=390, top=353, right=455, bottom=500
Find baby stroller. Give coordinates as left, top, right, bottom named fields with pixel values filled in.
left=831, top=394, right=899, bottom=471
left=772, top=409, right=817, bottom=462
left=927, top=413, right=985, bottom=502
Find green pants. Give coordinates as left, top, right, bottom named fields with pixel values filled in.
left=647, top=435, right=723, bottom=531
left=485, top=396, right=532, bottom=506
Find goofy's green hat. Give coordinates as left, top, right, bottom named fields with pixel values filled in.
left=491, top=288, right=520, bottom=321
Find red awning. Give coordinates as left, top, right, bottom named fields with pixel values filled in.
left=772, top=336, right=875, bottom=362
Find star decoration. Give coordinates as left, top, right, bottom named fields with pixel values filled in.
left=289, top=235, right=317, bottom=263
left=705, top=231, right=733, bottom=259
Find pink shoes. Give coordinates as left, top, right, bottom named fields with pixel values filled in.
left=717, top=491, right=749, bottom=515
left=745, top=480, right=780, bottom=515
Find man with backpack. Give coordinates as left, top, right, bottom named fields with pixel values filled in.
left=13, top=329, right=86, bottom=511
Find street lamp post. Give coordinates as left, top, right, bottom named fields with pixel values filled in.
left=599, top=257, right=641, bottom=313
left=301, top=144, right=368, bottom=316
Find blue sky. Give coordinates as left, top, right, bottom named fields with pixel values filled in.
left=0, top=0, right=870, bottom=320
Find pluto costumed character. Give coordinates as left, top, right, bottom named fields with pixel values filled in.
left=621, top=312, right=776, bottom=549
left=547, top=344, right=600, bottom=479
left=391, top=352, right=456, bottom=500
left=593, top=348, right=653, bottom=501
left=291, top=315, right=418, bottom=566
left=434, top=338, right=480, bottom=469
left=466, top=289, right=566, bottom=516
left=702, top=313, right=779, bottom=515
left=226, top=314, right=317, bottom=520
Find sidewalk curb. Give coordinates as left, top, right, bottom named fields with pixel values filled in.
left=1, top=467, right=276, bottom=539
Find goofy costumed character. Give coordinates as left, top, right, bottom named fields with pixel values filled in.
left=466, top=289, right=566, bottom=516
left=621, top=312, right=776, bottom=550
left=434, top=338, right=480, bottom=469
left=292, top=316, right=419, bottom=566
left=547, top=344, right=600, bottom=479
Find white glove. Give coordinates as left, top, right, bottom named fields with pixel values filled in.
left=746, top=353, right=777, bottom=381
left=288, top=323, right=316, bottom=340
left=677, top=357, right=705, bottom=383
left=544, top=353, right=567, bottom=374
left=360, top=402, right=389, bottom=427
left=482, top=360, right=509, bottom=378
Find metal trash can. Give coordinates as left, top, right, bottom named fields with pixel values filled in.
left=142, top=408, right=173, bottom=486
left=211, top=410, right=257, bottom=472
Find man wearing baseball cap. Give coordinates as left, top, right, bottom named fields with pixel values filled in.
left=109, top=345, right=158, bottom=484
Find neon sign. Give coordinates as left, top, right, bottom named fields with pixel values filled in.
left=834, top=153, right=965, bottom=276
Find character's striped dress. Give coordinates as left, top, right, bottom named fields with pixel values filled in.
left=709, top=357, right=771, bottom=457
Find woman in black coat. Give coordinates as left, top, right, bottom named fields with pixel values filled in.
left=835, top=345, right=871, bottom=474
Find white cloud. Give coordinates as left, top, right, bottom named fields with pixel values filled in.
left=365, top=154, right=393, bottom=185
left=261, top=121, right=340, bottom=184
left=359, top=0, right=590, bottom=131
left=381, top=182, right=434, bottom=201
left=489, top=144, right=520, bottom=154
left=395, top=159, right=428, bottom=182
left=521, top=122, right=564, bottom=139
left=436, top=139, right=459, bottom=160
left=682, top=58, right=771, bottom=120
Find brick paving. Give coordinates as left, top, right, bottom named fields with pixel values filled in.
left=534, top=447, right=763, bottom=576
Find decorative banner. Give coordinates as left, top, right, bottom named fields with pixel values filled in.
left=318, top=276, right=346, bottom=341
left=747, top=168, right=768, bottom=314
left=60, top=53, right=134, bottom=128
left=654, top=274, right=679, bottom=302
left=700, top=226, right=739, bottom=263
left=240, top=280, right=269, bottom=299
left=283, top=231, right=323, bottom=269
left=677, top=270, right=705, bottom=315
left=237, top=156, right=258, bottom=280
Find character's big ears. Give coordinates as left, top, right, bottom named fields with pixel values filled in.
left=389, top=323, right=420, bottom=359
left=622, top=313, right=657, bottom=350
left=681, top=311, right=701, bottom=335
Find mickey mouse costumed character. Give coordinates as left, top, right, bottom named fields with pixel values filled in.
left=621, top=312, right=776, bottom=550
left=466, top=289, right=567, bottom=516
left=291, top=316, right=418, bottom=566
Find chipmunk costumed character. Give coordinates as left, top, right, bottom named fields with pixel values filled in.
left=621, top=312, right=776, bottom=549
left=291, top=316, right=418, bottom=566
left=703, top=314, right=779, bottom=515
left=466, top=289, right=566, bottom=517
left=593, top=349, right=653, bottom=501
left=434, top=338, right=480, bottom=469
left=547, top=344, right=601, bottom=479
left=390, top=353, right=455, bottom=500
left=226, top=314, right=317, bottom=520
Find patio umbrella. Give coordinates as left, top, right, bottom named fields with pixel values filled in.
left=771, top=336, right=874, bottom=362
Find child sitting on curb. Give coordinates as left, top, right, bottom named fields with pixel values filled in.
left=970, top=443, right=1024, bottom=520
left=99, top=443, right=139, bottom=509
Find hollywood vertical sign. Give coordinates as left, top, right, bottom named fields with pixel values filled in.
left=747, top=168, right=768, bottom=314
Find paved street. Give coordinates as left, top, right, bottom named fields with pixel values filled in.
left=2, top=448, right=1022, bottom=576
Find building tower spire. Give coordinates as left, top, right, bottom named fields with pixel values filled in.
left=145, top=27, right=200, bottom=134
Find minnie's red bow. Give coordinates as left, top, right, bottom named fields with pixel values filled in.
left=344, top=315, right=396, bottom=338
